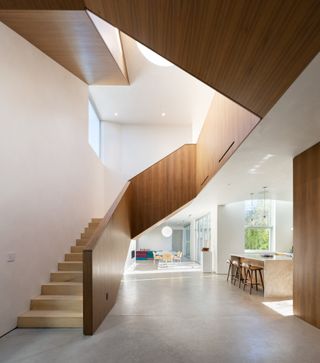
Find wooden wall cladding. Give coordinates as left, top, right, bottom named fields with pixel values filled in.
left=196, top=93, right=260, bottom=192
left=130, top=144, right=197, bottom=238
left=84, top=0, right=320, bottom=117
left=0, top=0, right=85, bottom=9
left=0, top=10, right=128, bottom=85
left=83, top=183, right=132, bottom=335
left=293, top=142, right=320, bottom=328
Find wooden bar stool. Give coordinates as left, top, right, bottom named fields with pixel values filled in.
left=243, top=264, right=264, bottom=294
left=226, top=259, right=232, bottom=282
left=231, top=260, right=242, bottom=287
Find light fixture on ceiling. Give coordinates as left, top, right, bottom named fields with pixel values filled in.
left=263, top=154, right=275, bottom=160
left=137, top=42, right=173, bottom=67
left=114, top=112, right=118, bottom=116
left=161, top=225, right=173, bottom=238
left=250, top=192, right=254, bottom=225
left=263, top=186, right=268, bottom=223
left=161, top=112, right=166, bottom=117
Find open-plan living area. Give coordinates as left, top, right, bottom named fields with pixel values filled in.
left=0, top=1, right=320, bottom=362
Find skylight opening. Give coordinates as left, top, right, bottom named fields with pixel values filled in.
left=137, top=42, right=173, bottom=67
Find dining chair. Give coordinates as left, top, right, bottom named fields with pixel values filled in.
left=152, top=251, right=162, bottom=264
left=173, top=251, right=182, bottom=263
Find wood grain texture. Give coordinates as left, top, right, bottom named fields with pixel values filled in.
left=83, top=183, right=132, bottom=335
left=196, top=94, right=260, bottom=192
left=130, top=144, right=197, bottom=238
left=0, top=0, right=85, bottom=9
left=0, top=10, right=128, bottom=85
left=84, top=0, right=320, bottom=117
left=293, top=142, right=320, bottom=328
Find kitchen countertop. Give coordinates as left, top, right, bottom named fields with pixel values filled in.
left=230, top=253, right=293, bottom=262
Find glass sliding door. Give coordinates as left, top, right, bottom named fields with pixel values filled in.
left=183, top=224, right=191, bottom=259
left=195, top=214, right=211, bottom=263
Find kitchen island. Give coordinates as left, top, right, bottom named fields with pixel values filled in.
left=230, top=253, right=293, bottom=298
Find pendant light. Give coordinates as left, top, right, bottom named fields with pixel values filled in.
left=250, top=192, right=254, bottom=225
left=263, top=186, right=267, bottom=224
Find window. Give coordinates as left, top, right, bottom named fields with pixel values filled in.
left=244, top=199, right=274, bottom=251
left=88, top=101, right=100, bottom=157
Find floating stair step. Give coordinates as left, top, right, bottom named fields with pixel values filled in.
left=84, top=226, right=98, bottom=234
left=71, top=245, right=85, bottom=253
left=51, top=271, right=82, bottom=282
left=81, top=232, right=95, bottom=238
left=58, top=262, right=83, bottom=271
left=17, top=310, right=83, bottom=328
left=30, top=295, right=83, bottom=312
left=65, top=253, right=83, bottom=261
left=88, top=221, right=100, bottom=228
left=41, top=282, right=82, bottom=296
left=91, top=218, right=102, bottom=223
left=76, top=239, right=88, bottom=246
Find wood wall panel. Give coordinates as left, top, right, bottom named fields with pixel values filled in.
left=84, top=0, right=320, bottom=117
left=0, top=10, right=128, bottom=85
left=293, top=142, right=320, bottom=328
left=130, top=144, right=197, bottom=238
left=0, top=0, right=85, bottom=9
left=83, top=183, right=132, bottom=335
left=196, top=94, right=260, bottom=192
left=83, top=93, right=259, bottom=334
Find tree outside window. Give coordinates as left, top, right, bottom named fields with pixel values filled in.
left=244, top=199, right=273, bottom=251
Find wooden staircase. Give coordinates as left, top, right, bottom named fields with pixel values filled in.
left=17, top=218, right=102, bottom=328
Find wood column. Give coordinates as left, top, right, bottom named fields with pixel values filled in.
left=293, top=142, right=320, bottom=327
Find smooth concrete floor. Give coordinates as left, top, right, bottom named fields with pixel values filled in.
left=1, top=272, right=320, bottom=363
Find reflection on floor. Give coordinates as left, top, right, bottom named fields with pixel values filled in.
left=1, top=272, right=320, bottom=363
left=125, top=260, right=201, bottom=275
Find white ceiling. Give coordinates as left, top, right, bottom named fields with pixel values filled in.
left=89, top=33, right=214, bottom=126
left=168, top=53, right=320, bottom=225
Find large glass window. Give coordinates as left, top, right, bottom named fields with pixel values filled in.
left=88, top=101, right=100, bottom=157
left=244, top=199, right=274, bottom=251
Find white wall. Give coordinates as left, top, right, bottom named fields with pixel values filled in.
left=217, top=202, right=245, bottom=274
left=275, top=201, right=293, bottom=252
left=124, top=240, right=137, bottom=271
left=0, top=23, right=107, bottom=335
left=100, top=122, right=128, bottom=210
left=101, top=122, right=192, bottom=180
left=137, top=225, right=173, bottom=252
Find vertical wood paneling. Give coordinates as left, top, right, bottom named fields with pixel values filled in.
left=83, top=94, right=260, bottom=335
left=83, top=183, right=132, bottom=335
left=130, top=144, right=197, bottom=238
left=196, top=94, right=260, bottom=192
left=0, top=10, right=128, bottom=85
left=84, top=0, right=320, bottom=117
left=293, top=142, right=320, bottom=328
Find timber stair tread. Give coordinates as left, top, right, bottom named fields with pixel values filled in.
left=31, top=295, right=83, bottom=301
left=19, top=310, right=83, bottom=317
left=17, top=218, right=98, bottom=328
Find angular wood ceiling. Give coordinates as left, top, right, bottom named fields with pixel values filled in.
left=0, top=6, right=128, bottom=85
left=0, top=0, right=319, bottom=116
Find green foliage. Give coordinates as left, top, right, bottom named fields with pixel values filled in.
left=245, top=228, right=270, bottom=250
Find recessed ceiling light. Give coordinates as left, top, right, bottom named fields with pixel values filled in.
left=161, top=112, right=166, bottom=117
left=114, top=112, right=118, bottom=116
left=263, top=154, right=275, bottom=160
